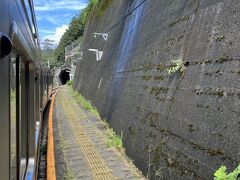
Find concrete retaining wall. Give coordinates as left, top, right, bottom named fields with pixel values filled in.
left=73, top=0, right=240, bottom=179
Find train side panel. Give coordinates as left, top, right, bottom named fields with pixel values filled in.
left=0, top=0, right=53, bottom=179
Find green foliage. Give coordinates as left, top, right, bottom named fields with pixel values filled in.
left=97, top=0, right=113, bottom=16
left=54, top=16, right=84, bottom=64
left=66, top=80, right=73, bottom=86
left=41, top=39, right=57, bottom=67
left=42, top=49, right=56, bottom=65
left=55, top=0, right=99, bottom=65
left=90, top=0, right=99, bottom=7
left=63, top=168, right=74, bottom=180
left=167, top=59, right=186, bottom=78
left=10, top=90, right=16, bottom=100
left=214, top=165, right=240, bottom=180
left=102, top=118, right=110, bottom=129
left=68, top=86, right=124, bottom=150
left=107, top=129, right=123, bottom=149
left=71, top=89, right=99, bottom=117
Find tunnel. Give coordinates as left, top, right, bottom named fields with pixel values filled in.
left=59, top=69, right=70, bottom=85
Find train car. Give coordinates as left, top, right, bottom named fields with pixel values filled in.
left=0, top=0, right=53, bottom=179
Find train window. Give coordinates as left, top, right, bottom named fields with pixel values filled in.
left=35, top=68, right=39, bottom=123
left=46, top=74, right=48, bottom=95
left=10, top=53, right=17, bottom=179
left=19, top=58, right=28, bottom=179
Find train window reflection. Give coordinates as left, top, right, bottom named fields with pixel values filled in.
left=19, top=58, right=28, bottom=179
left=23, top=0, right=36, bottom=35
left=10, top=53, right=17, bottom=179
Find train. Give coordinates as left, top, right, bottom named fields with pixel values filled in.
left=0, top=0, right=53, bottom=179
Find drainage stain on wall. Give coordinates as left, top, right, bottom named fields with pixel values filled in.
left=105, top=0, right=145, bottom=121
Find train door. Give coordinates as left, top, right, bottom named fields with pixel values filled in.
left=9, top=52, right=29, bottom=179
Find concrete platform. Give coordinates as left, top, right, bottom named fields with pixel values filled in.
left=52, top=86, right=145, bottom=179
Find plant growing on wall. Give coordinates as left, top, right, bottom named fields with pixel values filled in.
left=167, top=59, right=186, bottom=78
left=214, top=165, right=240, bottom=180
left=66, top=80, right=73, bottom=86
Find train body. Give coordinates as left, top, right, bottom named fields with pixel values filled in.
left=0, top=0, right=53, bottom=179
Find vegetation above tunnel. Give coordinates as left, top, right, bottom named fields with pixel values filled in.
left=42, top=0, right=99, bottom=67
left=41, top=0, right=115, bottom=68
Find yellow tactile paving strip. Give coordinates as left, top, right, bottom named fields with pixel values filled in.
left=58, top=88, right=115, bottom=180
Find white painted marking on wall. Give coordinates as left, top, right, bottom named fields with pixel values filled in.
left=89, top=49, right=103, bottom=61
left=98, top=78, right=102, bottom=89
left=93, top=33, right=108, bottom=41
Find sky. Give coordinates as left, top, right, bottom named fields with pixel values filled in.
left=34, top=0, right=88, bottom=46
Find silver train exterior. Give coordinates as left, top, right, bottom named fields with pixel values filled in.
left=0, top=0, right=53, bottom=179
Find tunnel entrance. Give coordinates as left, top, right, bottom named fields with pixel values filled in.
left=59, top=69, right=70, bottom=85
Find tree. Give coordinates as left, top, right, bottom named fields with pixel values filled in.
left=41, top=39, right=56, bottom=66
left=41, top=39, right=55, bottom=51
left=42, top=49, right=55, bottom=64
left=54, top=0, right=99, bottom=65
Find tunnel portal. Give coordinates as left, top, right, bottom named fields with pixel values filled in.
left=59, top=69, right=70, bottom=85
